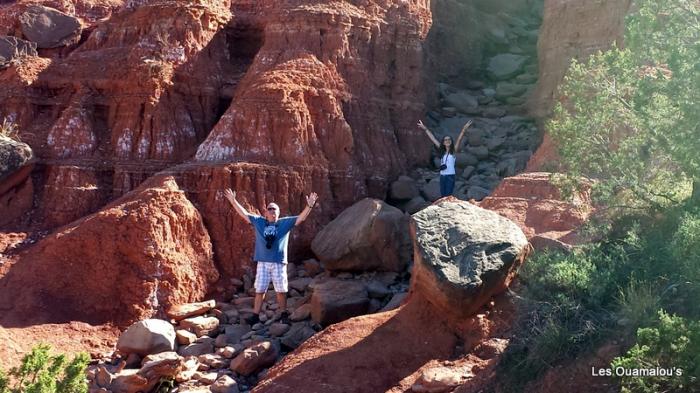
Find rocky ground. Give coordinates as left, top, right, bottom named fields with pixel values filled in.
left=87, top=259, right=411, bottom=393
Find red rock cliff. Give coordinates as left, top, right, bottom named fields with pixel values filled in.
left=0, top=0, right=433, bottom=323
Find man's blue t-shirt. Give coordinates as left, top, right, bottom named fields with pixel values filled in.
left=248, top=214, right=298, bottom=264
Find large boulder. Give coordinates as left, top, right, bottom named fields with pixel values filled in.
left=311, top=198, right=411, bottom=272
left=0, top=135, right=33, bottom=182
left=390, top=176, right=420, bottom=200
left=310, top=278, right=369, bottom=326
left=280, top=322, right=316, bottom=350
left=0, top=36, right=37, bottom=68
left=117, top=319, right=176, bottom=356
left=410, top=199, right=528, bottom=318
left=487, top=54, right=529, bottom=80
left=19, top=5, right=82, bottom=48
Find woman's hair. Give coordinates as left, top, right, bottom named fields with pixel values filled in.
left=439, top=136, right=455, bottom=156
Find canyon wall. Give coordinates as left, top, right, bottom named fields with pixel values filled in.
left=0, top=0, right=432, bottom=323
left=528, top=0, right=633, bottom=117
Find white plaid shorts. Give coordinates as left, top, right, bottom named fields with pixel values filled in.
left=254, top=262, right=288, bottom=293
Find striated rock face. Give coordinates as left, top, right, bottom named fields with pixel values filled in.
left=528, top=0, right=632, bottom=117
left=0, top=0, right=433, bottom=280
left=479, top=172, right=593, bottom=250
left=409, top=198, right=528, bottom=320
left=0, top=175, right=218, bottom=326
left=194, top=1, right=432, bottom=199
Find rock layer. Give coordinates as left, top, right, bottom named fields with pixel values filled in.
left=479, top=172, right=593, bottom=250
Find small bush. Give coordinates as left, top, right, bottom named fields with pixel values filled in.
left=612, top=311, right=700, bottom=392
left=0, top=344, right=89, bottom=393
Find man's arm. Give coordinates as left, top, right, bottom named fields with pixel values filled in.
left=295, top=192, right=318, bottom=225
left=223, top=189, right=250, bottom=221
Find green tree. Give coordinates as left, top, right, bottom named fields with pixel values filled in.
left=549, top=0, right=700, bottom=210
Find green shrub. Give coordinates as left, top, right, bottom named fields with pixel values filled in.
left=499, top=246, right=623, bottom=391
left=612, top=311, right=700, bottom=392
left=0, top=344, right=89, bottom=393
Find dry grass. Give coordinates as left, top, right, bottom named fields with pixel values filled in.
left=0, top=118, right=21, bottom=141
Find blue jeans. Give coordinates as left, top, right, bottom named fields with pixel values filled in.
left=440, top=175, right=456, bottom=197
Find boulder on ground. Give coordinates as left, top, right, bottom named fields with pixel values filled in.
left=311, top=278, right=369, bottom=326
left=0, top=36, right=37, bottom=68
left=179, top=316, right=220, bottom=337
left=178, top=340, right=214, bottom=357
left=410, top=199, right=528, bottom=319
left=420, top=178, right=441, bottom=202
left=404, top=196, right=430, bottom=214
left=0, top=135, right=33, bottom=181
left=116, top=319, right=176, bottom=356
left=495, top=82, right=528, bottom=100
left=467, top=186, right=490, bottom=201
left=166, top=300, right=216, bottom=321
left=390, top=176, right=420, bottom=200
left=280, top=322, right=316, bottom=350
left=210, top=375, right=239, bottom=393
left=19, top=5, right=82, bottom=48
left=411, top=365, right=472, bottom=393
left=487, top=54, right=528, bottom=80
left=229, top=341, right=278, bottom=376
left=444, top=92, right=478, bottom=113
left=311, top=198, right=411, bottom=272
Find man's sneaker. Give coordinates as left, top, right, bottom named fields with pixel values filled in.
left=244, top=313, right=259, bottom=325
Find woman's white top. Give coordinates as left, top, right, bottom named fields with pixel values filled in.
left=440, top=153, right=456, bottom=175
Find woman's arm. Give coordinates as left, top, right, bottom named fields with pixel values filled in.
left=295, top=192, right=319, bottom=225
left=454, top=120, right=473, bottom=153
left=417, top=120, right=440, bottom=148
left=223, top=189, right=250, bottom=221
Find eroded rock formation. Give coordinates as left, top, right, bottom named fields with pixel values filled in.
left=0, top=0, right=433, bottom=274
left=0, top=175, right=218, bottom=326
left=479, top=172, right=593, bottom=250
